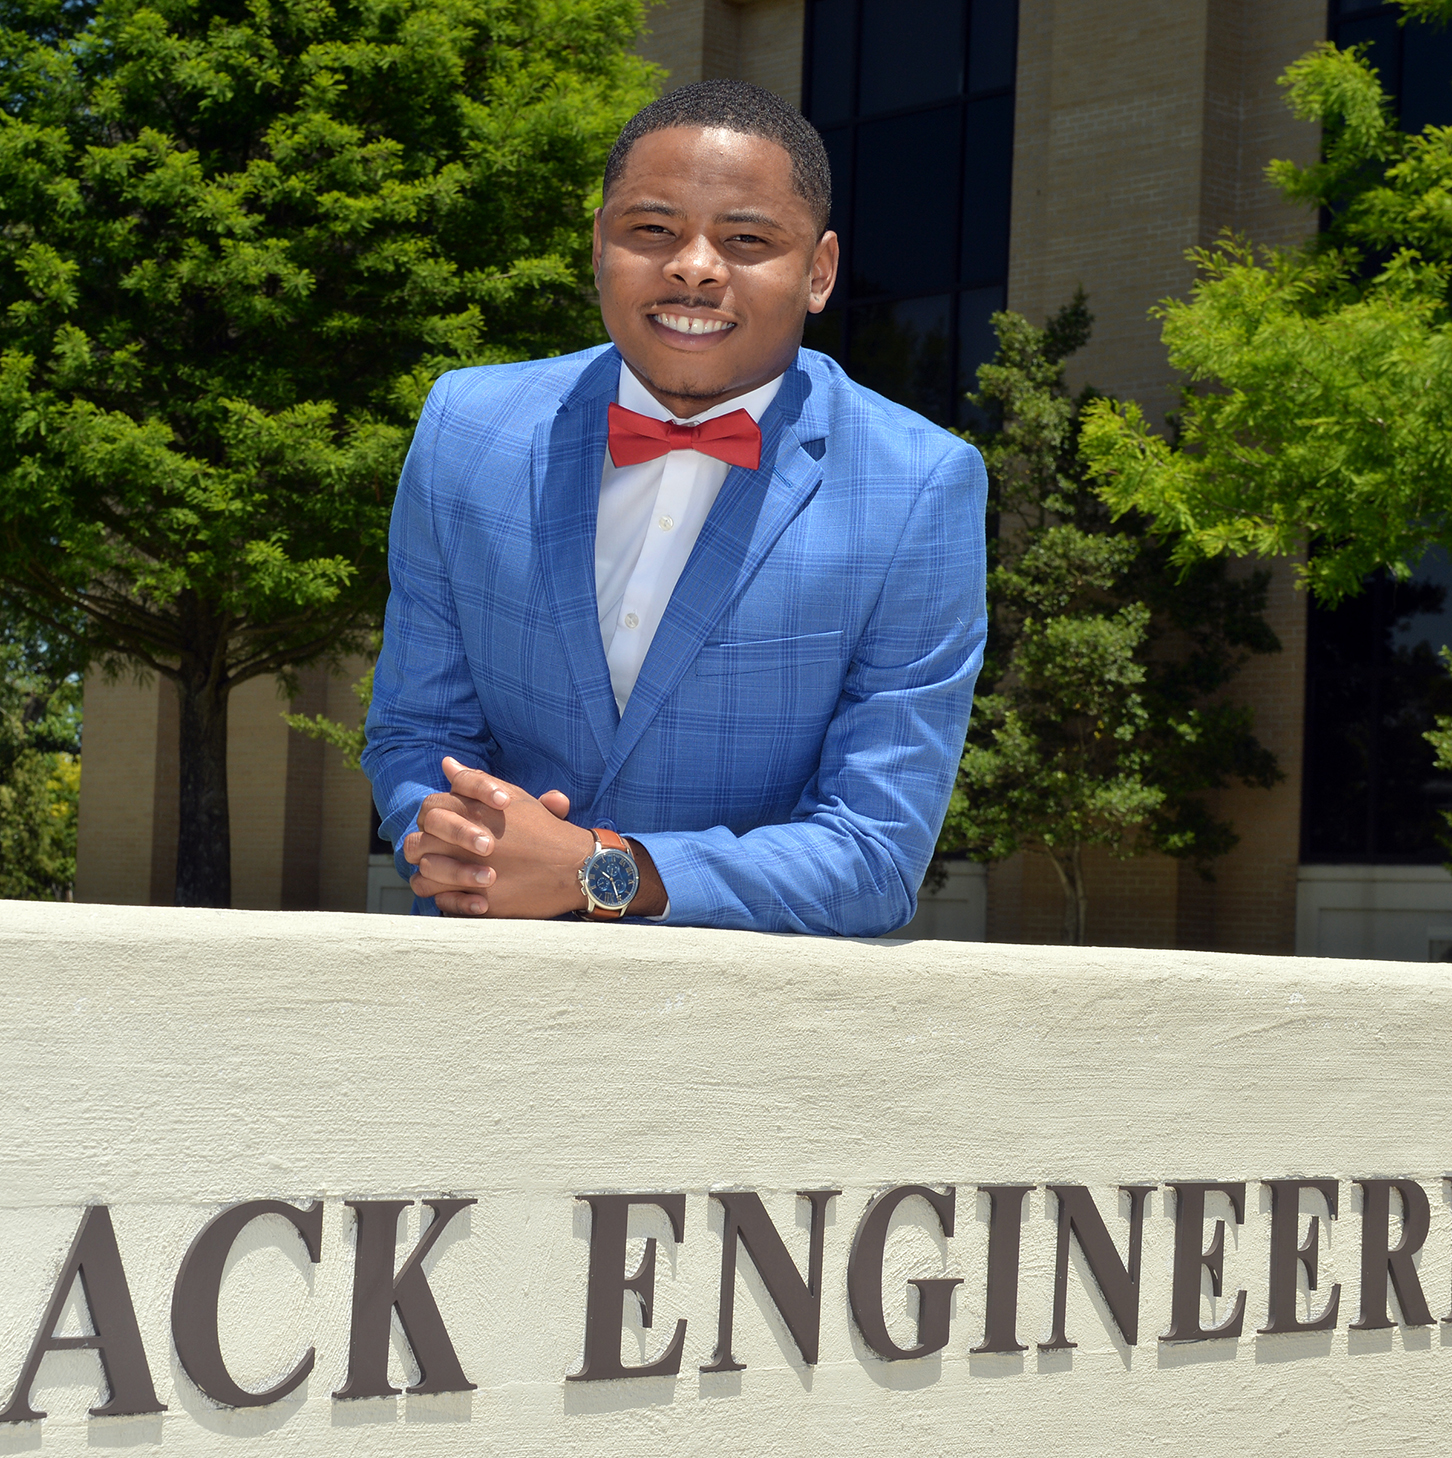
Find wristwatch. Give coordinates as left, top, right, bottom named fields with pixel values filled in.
left=578, top=828, right=640, bottom=920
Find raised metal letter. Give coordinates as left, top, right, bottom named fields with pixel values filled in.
left=847, top=1186, right=962, bottom=1360
left=569, top=1193, right=687, bottom=1381
left=971, top=1185, right=1032, bottom=1354
left=1040, top=1184, right=1154, bottom=1349
left=1259, top=1179, right=1340, bottom=1334
left=1162, top=1182, right=1246, bottom=1342
left=171, top=1199, right=323, bottom=1407
left=334, top=1199, right=476, bottom=1399
left=0, top=1206, right=164, bottom=1423
left=702, top=1189, right=840, bottom=1371
left=1351, top=1178, right=1433, bottom=1328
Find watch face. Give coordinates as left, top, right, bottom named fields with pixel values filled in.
left=585, top=847, right=640, bottom=910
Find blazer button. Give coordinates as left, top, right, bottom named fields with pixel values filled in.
left=596, top=817, right=618, bottom=833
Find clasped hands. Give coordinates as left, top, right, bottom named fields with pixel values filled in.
left=403, top=756, right=665, bottom=919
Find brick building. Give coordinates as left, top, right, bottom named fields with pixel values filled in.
left=75, top=0, right=1452, bottom=957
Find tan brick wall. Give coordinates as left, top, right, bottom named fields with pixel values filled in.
left=226, top=676, right=291, bottom=910
left=639, top=0, right=803, bottom=105
left=1196, top=556, right=1308, bottom=955
left=640, top=0, right=706, bottom=88
left=1009, top=0, right=1323, bottom=426
left=737, top=0, right=804, bottom=105
left=75, top=671, right=160, bottom=906
left=317, top=656, right=374, bottom=913
left=148, top=680, right=179, bottom=904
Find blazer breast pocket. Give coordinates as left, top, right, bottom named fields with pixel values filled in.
left=693, top=630, right=844, bottom=678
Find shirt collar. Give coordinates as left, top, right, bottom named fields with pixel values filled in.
left=617, top=361, right=785, bottom=427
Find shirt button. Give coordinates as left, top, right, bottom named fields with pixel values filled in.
left=623, top=612, right=640, bottom=629
left=658, top=515, right=674, bottom=531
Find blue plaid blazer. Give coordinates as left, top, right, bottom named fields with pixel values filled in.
left=363, top=343, right=988, bottom=935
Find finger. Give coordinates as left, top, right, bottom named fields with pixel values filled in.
left=442, top=756, right=512, bottom=807
left=539, top=789, right=571, bottom=820
left=412, top=831, right=489, bottom=865
left=409, top=869, right=458, bottom=898
left=421, top=789, right=495, bottom=821
left=417, top=805, right=497, bottom=855
left=417, top=853, right=495, bottom=889
left=432, top=888, right=491, bottom=917
left=410, top=873, right=489, bottom=914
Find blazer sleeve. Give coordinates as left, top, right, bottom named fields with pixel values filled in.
left=627, top=440, right=988, bottom=937
left=362, top=374, right=493, bottom=878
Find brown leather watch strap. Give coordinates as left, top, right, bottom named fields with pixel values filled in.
left=586, top=828, right=633, bottom=920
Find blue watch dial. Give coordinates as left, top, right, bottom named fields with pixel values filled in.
left=586, top=847, right=639, bottom=910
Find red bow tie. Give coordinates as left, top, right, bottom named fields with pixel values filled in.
left=607, top=402, right=762, bottom=470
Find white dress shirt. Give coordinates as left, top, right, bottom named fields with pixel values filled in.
left=595, top=363, right=784, bottom=715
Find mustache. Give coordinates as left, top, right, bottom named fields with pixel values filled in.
left=647, top=296, right=726, bottom=312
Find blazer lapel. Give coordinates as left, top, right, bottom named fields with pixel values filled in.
left=531, top=349, right=622, bottom=765
left=596, top=360, right=828, bottom=794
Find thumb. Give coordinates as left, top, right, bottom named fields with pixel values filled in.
left=539, top=789, right=571, bottom=820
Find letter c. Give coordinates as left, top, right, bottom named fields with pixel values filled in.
left=171, top=1200, right=324, bottom=1407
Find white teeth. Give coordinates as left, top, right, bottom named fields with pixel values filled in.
left=653, top=314, right=732, bottom=335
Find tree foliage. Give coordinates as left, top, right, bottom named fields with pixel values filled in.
left=938, top=297, right=1281, bottom=944
left=0, top=622, right=80, bottom=900
left=0, top=0, right=655, bottom=903
left=1080, top=1, right=1452, bottom=605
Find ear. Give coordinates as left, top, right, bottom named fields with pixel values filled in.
left=591, top=209, right=603, bottom=277
left=807, top=230, right=840, bottom=314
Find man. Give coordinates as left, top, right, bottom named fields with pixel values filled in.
left=362, top=79, right=987, bottom=936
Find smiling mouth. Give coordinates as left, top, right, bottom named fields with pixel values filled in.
left=650, top=313, right=735, bottom=336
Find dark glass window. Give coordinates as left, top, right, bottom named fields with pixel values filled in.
left=1303, top=555, right=1452, bottom=862
left=1303, top=8, right=1452, bottom=864
left=1328, top=1, right=1452, bottom=134
left=852, top=108, right=962, bottom=295
left=859, top=0, right=964, bottom=114
left=802, top=0, right=1018, bottom=426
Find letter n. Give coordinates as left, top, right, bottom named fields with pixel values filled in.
left=334, top=1199, right=477, bottom=1398
left=1040, top=1184, right=1154, bottom=1350
left=702, top=1189, right=839, bottom=1371
left=0, top=1206, right=164, bottom=1423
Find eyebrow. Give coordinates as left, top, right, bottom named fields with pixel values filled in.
left=716, top=209, right=785, bottom=230
left=616, top=201, right=787, bottom=231
left=618, top=200, right=685, bottom=218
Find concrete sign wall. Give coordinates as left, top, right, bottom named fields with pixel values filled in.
left=2, top=901, right=1451, bottom=1456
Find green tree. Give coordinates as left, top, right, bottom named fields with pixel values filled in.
left=0, top=621, right=81, bottom=900
left=1080, top=0, right=1452, bottom=605
left=938, top=297, right=1281, bottom=944
left=0, top=0, right=655, bottom=905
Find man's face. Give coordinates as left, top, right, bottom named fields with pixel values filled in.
left=592, top=126, right=839, bottom=415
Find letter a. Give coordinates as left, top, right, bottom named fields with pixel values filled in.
left=0, top=1206, right=164, bottom=1423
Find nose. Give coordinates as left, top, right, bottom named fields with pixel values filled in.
left=666, top=231, right=727, bottom=292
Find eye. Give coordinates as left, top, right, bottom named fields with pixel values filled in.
left=729, top=233, right=767, bottom=245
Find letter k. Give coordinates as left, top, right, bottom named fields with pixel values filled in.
left=334, top=1199, right=476, bottom=1399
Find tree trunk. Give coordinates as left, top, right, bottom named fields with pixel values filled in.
left=174, top=670, right=231, bottom=907
left=1048, top=846, right=1089, bottom=946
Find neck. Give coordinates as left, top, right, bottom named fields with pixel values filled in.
left=625, top=362, right=781, bottom=420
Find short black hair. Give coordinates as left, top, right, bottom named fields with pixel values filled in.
left=603, top=80, right=832, bottom=237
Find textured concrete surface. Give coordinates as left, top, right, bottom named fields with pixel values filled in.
left=2, top=901, right=1450, bottom=1454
